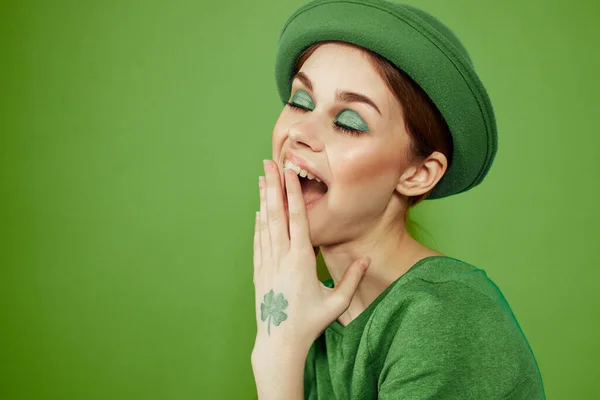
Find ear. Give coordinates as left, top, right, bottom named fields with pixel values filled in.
left=396, top=151, right=448, bottom=197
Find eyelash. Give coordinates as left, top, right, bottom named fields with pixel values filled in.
left=285, top=101, right=363, bottom=137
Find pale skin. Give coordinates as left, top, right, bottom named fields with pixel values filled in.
left=252, top=42, right=448, bottom=399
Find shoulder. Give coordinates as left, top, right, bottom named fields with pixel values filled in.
left=370, top=256, right=524, bottom=338
left=375, top=255, right=516, bottom=320
left=367, top=256, right=545, bottom=398
left=369, top=257, right=518, bottom=348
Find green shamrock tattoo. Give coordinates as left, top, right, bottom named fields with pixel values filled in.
left=260, top=289, right=289, bottom=336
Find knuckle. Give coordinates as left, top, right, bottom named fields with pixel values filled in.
left=331, top=292, right=351, bottom=310
left=268, top=211, right=283, bottom=224
left=258, top=223, right=269, bottom=233
left=288, top=210, right=303, bottom=221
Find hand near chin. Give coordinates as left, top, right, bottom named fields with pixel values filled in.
left=252, top=160, right=371, bottom=362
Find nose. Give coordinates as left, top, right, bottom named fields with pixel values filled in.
left=288, top=120, right=324, bottom=152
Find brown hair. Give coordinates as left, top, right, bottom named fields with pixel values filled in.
left=292, top=41, right=453, bottom=213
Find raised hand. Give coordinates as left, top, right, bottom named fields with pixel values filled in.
left=252, top=159, right=371, bottom=355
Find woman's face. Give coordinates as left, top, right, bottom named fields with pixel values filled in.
left=272, top=42, right=415, bottom=246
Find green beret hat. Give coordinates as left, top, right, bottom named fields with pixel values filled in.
left=274, top=0, right=498, bottom=199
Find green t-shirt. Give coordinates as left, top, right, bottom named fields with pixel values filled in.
left=304, top=256, right=546, bottom=399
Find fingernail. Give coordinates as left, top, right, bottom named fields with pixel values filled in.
left=263, top=160, right=270, bottom=169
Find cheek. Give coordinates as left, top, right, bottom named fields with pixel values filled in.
left=334, top=143, right=402, bottom=187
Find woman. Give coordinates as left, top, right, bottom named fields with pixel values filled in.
left=252, top=0, right=546, bottom=398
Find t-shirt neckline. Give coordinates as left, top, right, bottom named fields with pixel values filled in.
left=324, top=255, right=451, bottom=335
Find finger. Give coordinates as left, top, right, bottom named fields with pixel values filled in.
left=259, top=176, right=271, bottom=261
left=285, top=168, right=311, bottom=250
left=253, top=210, right=261, bottom=283
left=330, top=258, right=371, bottom=313
left=263, top=159, right=289, bottom=256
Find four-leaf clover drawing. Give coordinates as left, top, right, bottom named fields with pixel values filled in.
left=260, top=289, right=289, bottom=336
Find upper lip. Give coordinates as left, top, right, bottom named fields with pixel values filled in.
left=283, top=153, right=327, bottom=186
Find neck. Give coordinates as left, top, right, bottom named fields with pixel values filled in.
left=319, top=216, right=441, bottom=327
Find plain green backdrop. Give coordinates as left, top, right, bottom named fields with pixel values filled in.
left=1, top=0, right=598, bottom=398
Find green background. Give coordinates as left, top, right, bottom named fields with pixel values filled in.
left=1, top=0, right=598, bottom=398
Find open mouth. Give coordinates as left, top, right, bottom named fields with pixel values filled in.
left=284, top=174, right=328, bottom=209
left=299, top=175, right=328, bottom=206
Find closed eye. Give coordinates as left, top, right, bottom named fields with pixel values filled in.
left=285, top=101, right=311, bottom=112
left=285, top=101, right=364, bottom=137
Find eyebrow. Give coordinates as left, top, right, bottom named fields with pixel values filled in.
left=293, top=71, right=382, bottom=116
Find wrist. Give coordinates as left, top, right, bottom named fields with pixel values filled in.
left=251, top=341, right=310, bottom=370
left=251, top=344, right=307, bottom=400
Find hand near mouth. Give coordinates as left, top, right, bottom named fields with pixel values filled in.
left=252, top=159, right=371, bottom=362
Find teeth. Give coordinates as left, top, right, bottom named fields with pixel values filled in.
left=284, top=159, right=322, bottom=183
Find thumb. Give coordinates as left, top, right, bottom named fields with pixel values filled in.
left=331, top=257, right=371, bottom=311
